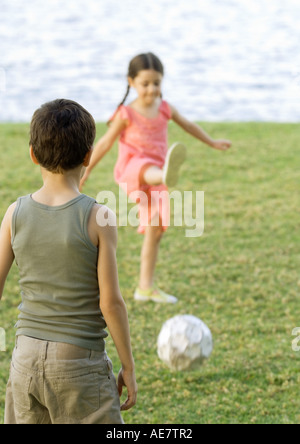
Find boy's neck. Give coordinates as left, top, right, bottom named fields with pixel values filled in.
left=32, top=166, right=83, bottom=207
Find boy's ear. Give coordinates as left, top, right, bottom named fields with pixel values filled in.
left=29, top=146, right=39, bottom=165
left=83, top=148, right=93, bottom=167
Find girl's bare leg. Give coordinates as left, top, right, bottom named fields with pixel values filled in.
left=141, top=142, right=187, bottom=188
left=139, top=224, right=164, bottom=290
left=135, top=220, right=178, bottom=304
left=141, top=166, right=163, bottom=186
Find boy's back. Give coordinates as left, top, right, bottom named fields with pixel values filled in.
left=0, top=99, right=137, bottom=424
left=12, top=194, right=107, bottom=351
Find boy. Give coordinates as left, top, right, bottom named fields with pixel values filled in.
left=0, top=99, right=137, bottom=424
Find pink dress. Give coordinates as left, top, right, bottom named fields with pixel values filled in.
left=112, top=100, right=172, bottom=234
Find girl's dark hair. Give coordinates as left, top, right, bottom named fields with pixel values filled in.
left=30, top=99, right=96, bottom=174
left=119, top=52, right=164, bottom=107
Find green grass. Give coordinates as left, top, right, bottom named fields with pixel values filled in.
left=0, top=122, right=299, bottom=424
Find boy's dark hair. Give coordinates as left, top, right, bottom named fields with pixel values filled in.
left=30, top=99, right=96, bottom=173
left=119, top=53, right=164, bottom=107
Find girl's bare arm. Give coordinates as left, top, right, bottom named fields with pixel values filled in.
left=80, top=113, right=128, bottom=188
left=170, top=105, right=231, bottom=151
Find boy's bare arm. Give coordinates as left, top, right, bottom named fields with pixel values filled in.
left=96, top=206, right=137, bottom=410
left=0, top=203, right=16, bottom=301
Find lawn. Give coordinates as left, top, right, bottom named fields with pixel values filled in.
left=0, top=121, right=299, bottom=424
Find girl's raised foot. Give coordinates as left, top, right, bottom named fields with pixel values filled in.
left=163, top=142, right=187, bottom=187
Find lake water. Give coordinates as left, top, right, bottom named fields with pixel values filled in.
left=0, top=0, right=300, bottom=122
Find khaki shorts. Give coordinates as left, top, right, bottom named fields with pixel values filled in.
left=4, top=336, right=124, bottom=424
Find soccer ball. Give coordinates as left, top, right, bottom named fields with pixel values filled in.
left=157, top=315, right=213, bottom=371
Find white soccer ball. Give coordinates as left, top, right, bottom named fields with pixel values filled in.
left=157, top=315, right=213, bottom=371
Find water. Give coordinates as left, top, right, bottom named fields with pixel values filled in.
left=0, top=0, right=300, bottom=122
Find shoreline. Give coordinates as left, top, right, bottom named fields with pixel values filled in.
left=0, top=121, right=299, bottom=125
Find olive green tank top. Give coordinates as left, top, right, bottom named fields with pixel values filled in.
left=11, top=194, right=107, bottom=351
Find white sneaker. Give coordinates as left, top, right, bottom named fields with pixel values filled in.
left=134, top=286, right=178, bottom=304
left=163, top=143, right=187, bottom=187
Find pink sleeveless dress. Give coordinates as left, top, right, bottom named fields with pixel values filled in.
left=112, top=100, right=172, bottom=234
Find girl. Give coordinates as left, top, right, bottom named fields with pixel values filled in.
left=81, top=53, right=231, bottom=303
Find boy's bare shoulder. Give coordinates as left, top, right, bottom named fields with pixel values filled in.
left=7, top=201, right=18, bottom=213
left=88, top=203, right=118, bottom=247
left=0, top=202, right=17, bottom=238
left=2, top=202, right=17, bottom=223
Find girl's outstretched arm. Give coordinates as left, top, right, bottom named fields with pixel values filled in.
left=80, top=112, right=128, bottom=189
left=170, top=105, right=231, bottom=151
